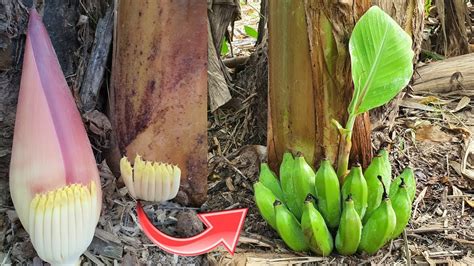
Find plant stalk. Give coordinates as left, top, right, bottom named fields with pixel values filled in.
left=336, top=113, right=357, bottom=182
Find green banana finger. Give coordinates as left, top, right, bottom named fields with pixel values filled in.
left=253, top=182, right=279, bottom=230
left=377, top=148, right=392, bottom=189
left=301, top=194, right=333, bottom=256
left=390, top=167, right=416, bottom=202
left=314, top=159, right=341, bottom=229
left=336, top=194, right=362, bottom=255
left=341, top=163, right=368, bottom=218
left=363, top=155, right=385, bottom=223
left=259, top=163, right=285, bottom=201
left=279, top=152, right=302, bottom=219
left=274, top=200, right=309, bottom=252
left=391, top=178, right=412, bottom=239
left=359, top=176, right=396, bottom=255
left=292, top=153, right=316, bottom=219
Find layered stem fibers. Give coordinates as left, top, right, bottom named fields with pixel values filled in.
left=110, top=1, right=208, bottom=206
left=267, top=0, right=372, bottom=171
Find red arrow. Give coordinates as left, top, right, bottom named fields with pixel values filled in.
left=136, top=201, right=248, bottom=256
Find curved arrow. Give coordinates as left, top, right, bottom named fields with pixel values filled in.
left=136, top=201, right=248, bottom=256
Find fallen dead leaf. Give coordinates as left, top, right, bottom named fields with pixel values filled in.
left=452, top=96, right=471, bottom=113
left=461, top=138, right=474, bottom=181
left=415, top=124, right=453, bottom=143
left=401, top=100, right=437, bottom=112
left=465, top=199, right=474, bottom=208
left=226, top=177, right=235, bottom=191
left=450, top=161, right=466, bottom=179
left=452, top=186, right=463, bottom=196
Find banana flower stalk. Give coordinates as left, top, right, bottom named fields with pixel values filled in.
left=9, top=9, right=102, bottom=265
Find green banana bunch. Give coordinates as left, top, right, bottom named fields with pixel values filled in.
left=390, top=167, right=416, bottom=202
left=292, top=153, right=316, bottom=219
left=363, top=156, right=385, bottom=223
left=314, top=159, right=341, bottom=229
left=279, top=152, right=302, bottom=219
left=390, top=178, right=412, bottom=239
left=359, top=176, right=396, bottom=255
left=301, top=194, right=333, bottom=256
left=253, top=182, right=279, bottom=230
left=341, top=163, right=368, bottom=218
left=336, top=194, right=362, bottom=255
left=259, top=163, right=284, bottom=201
left=253, top=150, right=412, bottom=255
left=274, top=200, right=309, bottom=252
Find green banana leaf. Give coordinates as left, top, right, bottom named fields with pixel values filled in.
left=348, top=6, right=414, bottom=115
left=244, top=25, right=258, bottom=39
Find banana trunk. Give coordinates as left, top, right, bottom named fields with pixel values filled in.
left=109, top=0, right=208, bottom=206
left=267, top=0, right=372, bottom=170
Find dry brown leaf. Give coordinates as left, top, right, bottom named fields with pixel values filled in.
left=226, top=177, right=235, bottom=191
left=416, top=95, right=454, bottom=105
left=415, top=124, right=453, bottom=143
left=461, top=138, right=474, bottom=180
left=450, top=161, right=464, bottom=176
left=452, top=185, right=463, bottom=196
left=418, top=95, right=442, bottom=105
left=465, top=199, right=474, bottom=208
left=401, top=100, right=437, bottom=112
left=452, top=96, right=471, bottom=112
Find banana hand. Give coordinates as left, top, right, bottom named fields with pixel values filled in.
left=301, top=194, right=333, bottom=256
left=390, top=178, right=412, bottom=239
left=274, top=200, right=309, bottom=252
left=280, top=152, right=303, bottom=219
left=259, top=163, right=285, bottom=201
left=254, top=182, right=279, bottom=230
left=314, top=159, right=341, bottom=229
left=390, top=167, right=416, bottom=202
left=341, top=163, right=368, bottom=218
left=377, top=148, right=392, bottom=189
left=359, top=176, right=396, bottom=255
left=363, top=156, right=385, bottom=223
left=336, top=194, right=362, bottom=255
left=292, top=153, right=316, bottom=220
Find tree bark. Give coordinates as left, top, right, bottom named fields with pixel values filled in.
left=208, top=0, right=240, bottom=52
left=256, top=0, right=267, bottom=46
left=208, top=19, right=232, bottom=112
left=267, top=0, right=372, bottom=170
left=109, top=1, right=208, bottom=206
left=207, top=0, right=241, bottom=111
left=434, top=0, right=470, bottom=57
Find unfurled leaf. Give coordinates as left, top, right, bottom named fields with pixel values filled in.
left=348, top=6, right=414, bottom=115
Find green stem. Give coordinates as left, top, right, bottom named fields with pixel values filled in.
left=336, top=113, right=357, bottom=182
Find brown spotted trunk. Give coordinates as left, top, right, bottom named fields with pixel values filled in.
left=109, top=0, right=208, bottom=206
left=433, top=0, right=470, bottom=57
left=267, top=0, right=372, bottom=171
